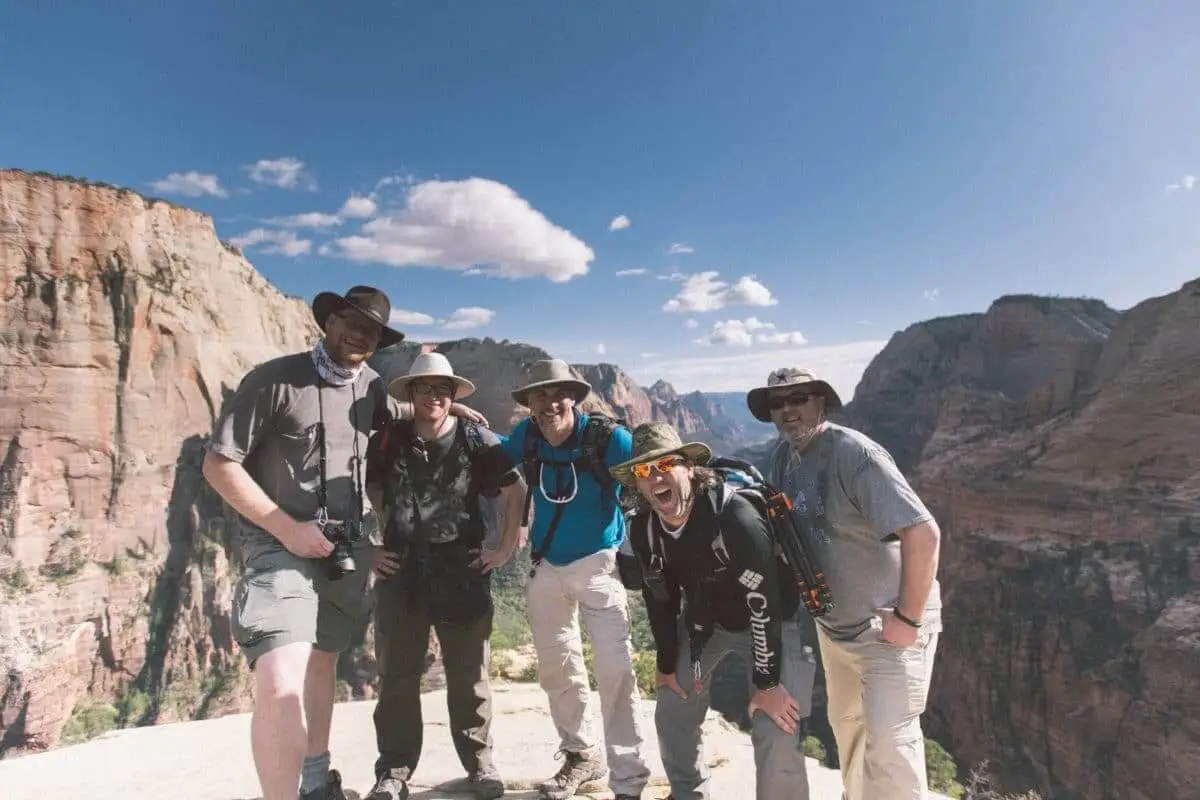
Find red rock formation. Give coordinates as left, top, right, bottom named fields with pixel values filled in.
left=0, top=169, right=319, bottom=754
left=836, top=285, right=1200, bottom=800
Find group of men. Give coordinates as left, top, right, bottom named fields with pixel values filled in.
left=201, top=285, right=944, bottom=800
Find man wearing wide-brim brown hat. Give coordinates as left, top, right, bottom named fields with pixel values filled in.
left=753, top=364, right=944, bottom=800
left=492, top=357, right=651, bottom=800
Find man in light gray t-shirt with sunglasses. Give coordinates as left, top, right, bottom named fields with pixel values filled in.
left=747, top=366, right=943, bottom=800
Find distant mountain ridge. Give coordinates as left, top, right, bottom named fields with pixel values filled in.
left=367, top=341, right=776, bottom=456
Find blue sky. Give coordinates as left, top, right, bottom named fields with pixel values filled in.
left=2, top=2, right=1197, bottom=399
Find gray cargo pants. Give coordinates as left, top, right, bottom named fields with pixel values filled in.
left=655, top=615, right=816, bottom=800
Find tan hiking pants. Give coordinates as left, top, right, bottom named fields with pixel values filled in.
left=817, top=617, right=940, bottom=800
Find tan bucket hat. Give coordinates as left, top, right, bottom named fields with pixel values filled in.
left=746, top=366, right=843, bottom=422
left=609, top=422, right=712, bottom=488
left=388, top=352, right=476, bottom=400
left=511, top=358, right=591, bottom=407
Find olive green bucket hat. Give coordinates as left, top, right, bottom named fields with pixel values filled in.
left=609, top=421, right=713, bottom=488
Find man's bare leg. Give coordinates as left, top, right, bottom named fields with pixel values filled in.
left=252, top=641, right=313, bottom=800
left=300, top=648, right=340, bottom=791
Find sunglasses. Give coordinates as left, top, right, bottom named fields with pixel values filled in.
left=769, top=392, right=813, bottom=411
left=631, top=456, right=685, bottom=479
left=412, top=382, right=455, bottom=398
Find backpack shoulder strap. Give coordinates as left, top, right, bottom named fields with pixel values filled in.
left=579, top=414, right=624, bottom=493
left=520, top=420, right=542, bottom=525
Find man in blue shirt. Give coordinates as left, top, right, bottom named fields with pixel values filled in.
left=498, top=359, right=650, bottom=800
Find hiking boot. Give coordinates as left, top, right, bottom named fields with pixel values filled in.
left=536, top=749, right=605, bottom=800
left=300, top=769, right=353, bottom=800
left=365, top=774, right=409, bottom=800
left=468, top=768, right=506, bottom=799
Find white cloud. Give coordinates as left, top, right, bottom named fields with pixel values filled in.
left=271, top=211, right=342, bottom=228
left=442, top=306, right=496, bottom=330
left=244, top=157, right=316, bottom=190
left=668, top=243, right=695, bottom=255
left=268, top=193, right=379, bottom=229
left=696, top=317, right=807, bottom=347
left=657, top=271, right=687, bottom=281
left=228, top=227, right=312, bottom=257
left=923, top=287, right=940, bottom=302
left=615, top=268, right=646, bottom=277
left=609, top=215, right=631, bottom=231
left=685, top=319, right=700, bottom=329
left=149, top=171, right=227, bottom=198
left=340, top=194, right=377, bottom=219
left=631, top=339, right=888, bottom=397
left=390, top=309, right=435, bottom=326
left=1166, top=175, right=1196, bottom=192
left=331, top=177, right=594, bottom=283
left=662, top=271, right=778, bottom=313
left=596, top=343, right=608, bottom=355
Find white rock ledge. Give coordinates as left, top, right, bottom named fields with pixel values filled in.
left=0, top=682, right=951, bottom=799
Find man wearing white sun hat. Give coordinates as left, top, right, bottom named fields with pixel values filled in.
left=363, top=351, right=528, bottom=800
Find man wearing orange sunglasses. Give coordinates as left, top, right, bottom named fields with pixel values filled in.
left=611, top=422, right=815, bottom=800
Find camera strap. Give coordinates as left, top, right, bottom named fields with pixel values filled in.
left=315, top=377, right=364, bottom=525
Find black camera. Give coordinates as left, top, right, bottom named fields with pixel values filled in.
left=320, top=519, right=363, bottom=581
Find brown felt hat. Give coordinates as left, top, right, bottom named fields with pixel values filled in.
left=311, top=285, right=405, bottom=348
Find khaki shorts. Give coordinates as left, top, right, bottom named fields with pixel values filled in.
left=231, top=539, right=372, bottom=667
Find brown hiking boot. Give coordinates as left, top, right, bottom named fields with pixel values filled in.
left=536, top=749, right=605, bottom=800
left=468, top=768, right=506, bottom=799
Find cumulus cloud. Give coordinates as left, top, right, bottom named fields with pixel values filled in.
left=331, top=177, right=594, bottom=283
left=442, top=306, right=496, bottom=330
left=631, top=339, right=888, bottom=397
left=244, top=157, right=317, bottom=190
left=228, top=228, right=312, bottom=257
left=149, top=171, right=227, bottom=198
left=267, top=193, right=379, bottom=229
left=340, top=194, right=377, bottom=219
left=667, top=243, right=695, bottom=255
left=609, top=215, right=631, bottom=231
left=389, top=309, right=435, bottom=326
left=596, top=343, right=608, bottom=355
left=1166, top=175, right=1196, bottom=192
left=615, top=268, right=646, bottom=277
left=695, top=317, right=807, bottom=347
left=662, top=271, right=778, bottom=313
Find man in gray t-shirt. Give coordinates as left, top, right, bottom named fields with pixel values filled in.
left=202, top=286, right=488, bottom=800
left=747, top=366, right=943, bottom=800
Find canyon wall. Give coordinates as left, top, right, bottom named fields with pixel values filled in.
left=0, top=169, right=321, bottom=754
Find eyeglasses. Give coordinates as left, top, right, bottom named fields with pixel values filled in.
left=631, top=456, right=685, bottom=479
left=769, top=392, right=812, bottom=411
left=412, top=382, right=455, bottom=398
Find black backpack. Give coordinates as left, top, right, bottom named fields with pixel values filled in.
left=641, top=455, right=834, bottom=619
left=519, top=412, right=628, bottom=568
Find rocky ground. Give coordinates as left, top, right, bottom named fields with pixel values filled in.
left=0, top=681, right=953, bottom=800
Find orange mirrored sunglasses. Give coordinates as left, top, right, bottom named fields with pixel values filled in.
left=631, top=456, right=685, bottom=479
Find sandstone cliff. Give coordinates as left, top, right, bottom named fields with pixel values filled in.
left=835, top=286, right=1200, bottom=800
left=0, top=169, right=320, bottom=754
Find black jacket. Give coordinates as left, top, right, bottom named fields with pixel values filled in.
left=629, top=485, right=799, bottom=691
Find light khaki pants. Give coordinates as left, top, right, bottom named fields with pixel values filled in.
left=817, top=618, right=940, bottom=800
left=525, top=547, right=651, bottom=797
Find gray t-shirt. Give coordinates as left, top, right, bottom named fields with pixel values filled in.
left=368, top=418, right=516, bottom=547
left=207, top=352, right=394, bottom=563
left=767, top=423, right=941, bottom=640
